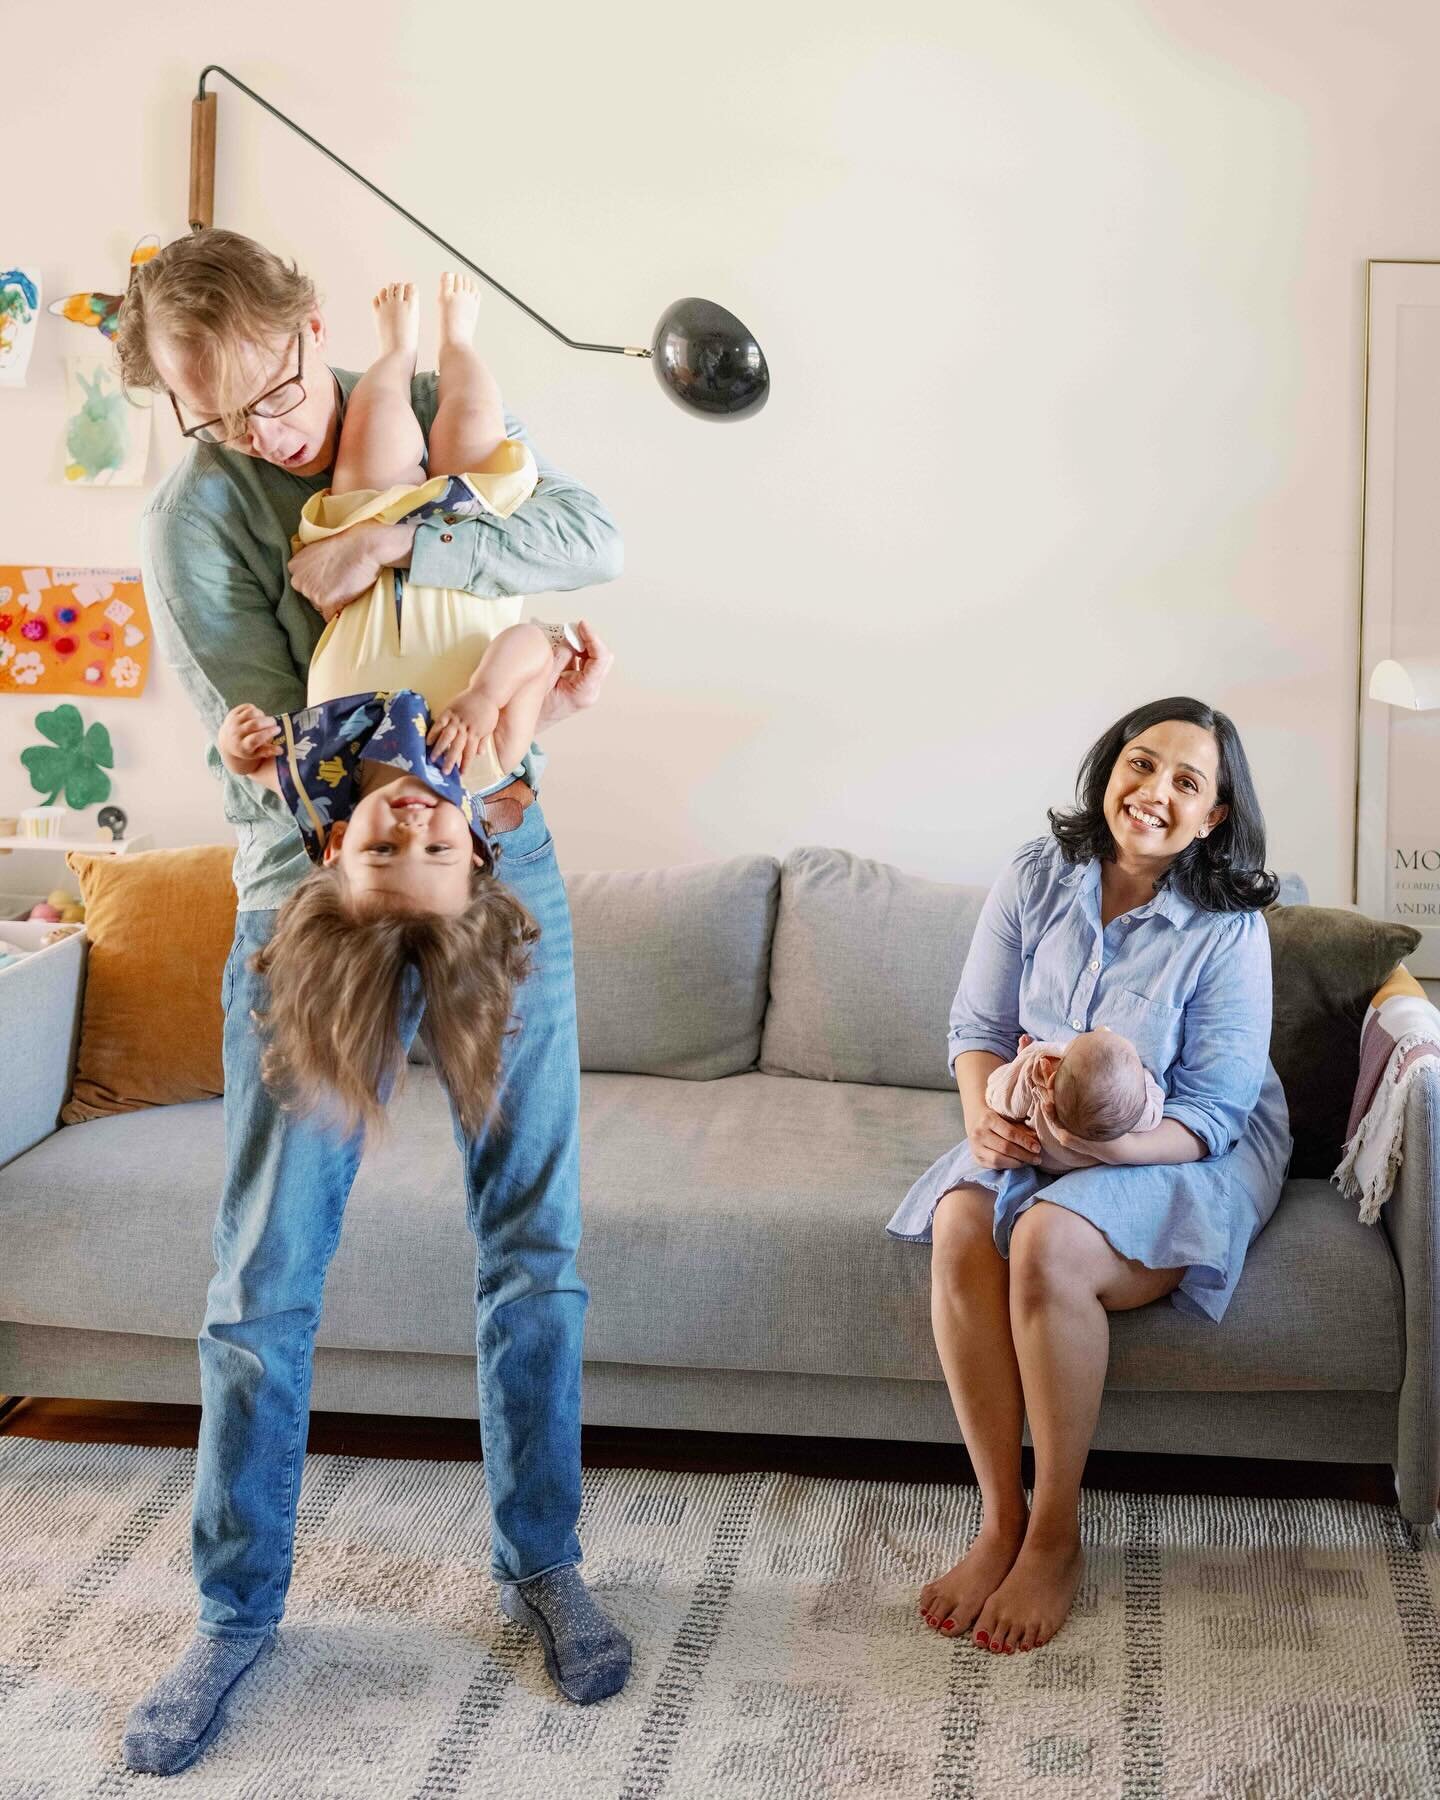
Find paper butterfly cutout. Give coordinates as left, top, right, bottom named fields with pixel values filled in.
left=47, top=235, right=160, bottom=342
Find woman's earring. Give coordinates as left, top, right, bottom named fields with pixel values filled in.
left=1198, top=827, right=1210, bottom=838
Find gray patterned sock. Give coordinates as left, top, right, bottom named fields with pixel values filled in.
left=499, top=1565, right=631, bottom=1704
left=122, top=1630, right=272, bottom=1775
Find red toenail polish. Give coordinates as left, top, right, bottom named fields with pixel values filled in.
left=976, top=1630, right=989, bottom=1646
left=942, top=1620, right=955, bottom=1632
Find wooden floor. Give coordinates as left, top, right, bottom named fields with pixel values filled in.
left=0, top=1396, right=1399, bottom=1506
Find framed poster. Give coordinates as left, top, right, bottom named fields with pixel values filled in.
left=1356, top=261, right=1440, bottom=976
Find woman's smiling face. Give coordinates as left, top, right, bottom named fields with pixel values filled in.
left=1102, top=717, right=1229, bottom=864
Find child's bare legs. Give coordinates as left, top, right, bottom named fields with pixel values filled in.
left=427, top=622, right=555, bottom=776
left=427, top=273, right=507, bottom=476
left=332, top=282, right=426, bottom=493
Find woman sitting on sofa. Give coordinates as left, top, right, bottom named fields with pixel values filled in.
left=888, top=696, right=1291, bottom=1657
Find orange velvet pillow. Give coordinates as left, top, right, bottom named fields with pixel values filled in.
left=61, top=845, right=237, bottom=1123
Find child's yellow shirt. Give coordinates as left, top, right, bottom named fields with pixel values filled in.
left=296, top=440, right=538, bottom=791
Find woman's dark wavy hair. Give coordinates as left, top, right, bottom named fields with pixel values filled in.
left=1047, top=696, right=1279, bottom=913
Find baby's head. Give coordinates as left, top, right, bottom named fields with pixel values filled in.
left=1050, top=1029, right=1147, bottom=1141
left=253, top=792, right=536, bottom=1140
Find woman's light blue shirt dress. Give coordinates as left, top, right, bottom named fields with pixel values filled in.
left=886, top=836, right=1292, bottom=1322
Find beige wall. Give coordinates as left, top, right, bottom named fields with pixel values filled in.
left=5, top=0, right=1438, bottom=900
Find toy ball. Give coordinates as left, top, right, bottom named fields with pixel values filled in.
left=47, top=888, right=72, bottom=909
left=28, top=901, right=62, bottom=922
left=60, top=903, right=86, bottom=924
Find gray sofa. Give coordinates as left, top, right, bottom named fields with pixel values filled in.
left=3, top=846, right=1437, bottom=1539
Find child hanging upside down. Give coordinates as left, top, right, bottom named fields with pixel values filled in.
left=216, top=272, right=588, bottom=1138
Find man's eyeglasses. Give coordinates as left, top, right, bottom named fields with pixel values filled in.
left=168, top=331, right=307, bottom=445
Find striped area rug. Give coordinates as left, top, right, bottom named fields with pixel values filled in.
left=3, top=1438, right=1438, bottom=1797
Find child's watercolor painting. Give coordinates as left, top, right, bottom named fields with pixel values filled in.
left=63, top=353, right=153, bottom=485
left=0, top=267, right=42, bottom=388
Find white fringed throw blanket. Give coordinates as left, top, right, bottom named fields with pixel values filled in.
left=1334, top=990, right=1440, bottom=1223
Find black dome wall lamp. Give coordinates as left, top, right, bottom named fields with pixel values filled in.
left=189, top=68, right=769, bottom=422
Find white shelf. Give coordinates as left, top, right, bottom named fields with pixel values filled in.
left=0, top=832, right=153, bottom=857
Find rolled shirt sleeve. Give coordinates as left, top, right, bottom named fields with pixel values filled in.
left=946, top=846, right=1033, bottom=1073
left=1162, top=908, right=1272, bottom=1157
left=407, top=409, right=623, bottom=597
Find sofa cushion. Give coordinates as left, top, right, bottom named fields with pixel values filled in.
left=565, top=856, right=780, bottom=1078
left=760, top=847, right=985, bottom=1091
left=2, top=1068, right=1403, bottom=1395
left=1265, top=905, right=1422, bottom=1178
left=61, top=846, right=236, bottom=1122
left=758, top=849, right=1314, bottom=1102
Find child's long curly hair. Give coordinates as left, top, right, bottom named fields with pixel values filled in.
left=251, top=864, right=539, bottom=1141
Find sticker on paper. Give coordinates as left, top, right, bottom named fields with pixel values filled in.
left=0, top=566, right=151, bottom=697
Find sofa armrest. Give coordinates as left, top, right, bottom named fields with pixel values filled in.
left=0, top=932, right=87, bottom=1171
left=1382, top=1060, right=1440, bottom=1534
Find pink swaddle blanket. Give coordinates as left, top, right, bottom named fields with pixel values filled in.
left=986, top=1037, right=1166, bottom=1173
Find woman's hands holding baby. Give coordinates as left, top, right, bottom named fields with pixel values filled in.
left=959, top=1042, right=1043, bottom=1170
left=968, top=1103, right=1044, bottom=1170
left=218, top=704, right=282, bottom=778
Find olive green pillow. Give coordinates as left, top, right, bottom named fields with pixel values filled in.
left=1265, top=905, right=1421, bottom=1178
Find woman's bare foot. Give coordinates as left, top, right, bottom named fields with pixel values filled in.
left=919, top=1512, right=1027, bottom=1640
left=437, top=271, right=482, bottom=353
left=372, top=281, right=419, bottom=363
left=972, top=1521, right=1084, bottom=1654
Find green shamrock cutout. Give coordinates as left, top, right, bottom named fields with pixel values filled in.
left=20, top=704, right=114, bottom=809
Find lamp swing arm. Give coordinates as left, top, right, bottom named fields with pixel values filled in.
left=193, top=65, right=649, bottom=358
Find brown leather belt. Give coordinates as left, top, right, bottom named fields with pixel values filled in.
left=482, top=777, right=536, bottom=836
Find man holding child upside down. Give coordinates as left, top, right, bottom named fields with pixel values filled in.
left=114, top=228, right=626, bottom=1776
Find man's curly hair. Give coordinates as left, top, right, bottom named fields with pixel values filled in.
left=114, top=229, right=319, bottom=440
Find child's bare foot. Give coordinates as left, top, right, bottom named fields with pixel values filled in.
left=972, top=1521, right=1084, bottom=1654
left=437, top=271, right=483, bottom=353
left=372, top=281, right=419, bottom=362
left=919, top=1513, right=1027, bottom=1640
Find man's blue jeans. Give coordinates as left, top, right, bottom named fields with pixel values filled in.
left=191, top=803, right=586, bottom=1638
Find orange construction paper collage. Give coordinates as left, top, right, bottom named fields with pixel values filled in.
left=0, top=566, right=151, bottom=698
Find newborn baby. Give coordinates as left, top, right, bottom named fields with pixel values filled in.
left=986, top=1028, right=1165, bottom=1172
